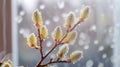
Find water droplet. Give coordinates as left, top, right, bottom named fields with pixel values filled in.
left=57, top=0, right=64, bottom=9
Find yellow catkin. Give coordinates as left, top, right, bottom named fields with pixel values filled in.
left=80, top=6, right=90, bottom=22
left=52, top=26, right=63, bottom=42
left=32, top=9, right=43, bottom=28
left=68, top=51, right=83, bottom=63
left=65, top=12, right=76, bottom=30
left=27, top=33, right=37, bottom=48
left=40, top=26, right=49, bottom=40
left=1, top=60, right=13, bottom=67
left=57, top=45, right=69, bottom=58
left=63, top=31, right=77, bottom=43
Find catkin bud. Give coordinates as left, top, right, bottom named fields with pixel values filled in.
left=65, top=12, right=76, bottom=30
left=63, top=31, right=77, bottom=43
left=52, top=26, right=63, bottom=42
left=40, top=26, right=48, bottom=40
left=32, top=9, right=43, bottom=28
left=57, top=45, right=69, bottom=58
left=1, top=60, right=13, bottom=67
left=67, top=51, right=83, bottom=63
left=27, top=33, right=37, bottom=48
left=80, top=6, right=89, bottom=22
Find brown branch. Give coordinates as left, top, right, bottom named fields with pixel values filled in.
left=69, top=20, right=80, bottom=32
left=38, top=29, right=44, bottom=58
left=42, top=60, right=70, bottom=66
left=43, top=43, right=57, bottom=60
left=42, top=31, right=69, bottom=62
left=36, top=20, right=82, bottom=67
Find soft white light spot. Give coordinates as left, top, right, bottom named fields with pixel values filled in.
left=40, top=4, right=45, bottom=10
left=86, top=60, right=94, bottom=67
left=46, top=41, right=52, bottom=47
left=98, top=46, right=104, bottom=51
left=53, top=16, right=60, bottom=22
left=98, top=63, right=104, bottom=67
left=61, top=13, right=67, bottom=18
left=94, top=40, right=99, bottom=45
left=75, top=9, right=79, bottom=13
left=57, top=0, right=64, bottom=9
left=109, top=5, right=114, bottom=9
left=22, top=0, right=38, bottom=13
left=20, top=11, right=25, bottom=16
left=90, top=25, right=96, bottom=31
left=19, top=28, right=30, bottom=38
left=16, top=16, right=23, bottom=23
left=84, top=45, right=89, bottom=50
left=102, top=53, right=107, bottom=59
left=45, top=20, right=50, bottom=25
left=79, top=33, right=90, bottom=46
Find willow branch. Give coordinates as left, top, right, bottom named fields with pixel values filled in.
left=37, top=20, right=82, bottom=67
left=43, top=43, right=57, bottom=61
left=69, top=20, right=81, bottom=32
left=42, top=60, right=70, bottom=66
left=38, top=29, right=44, bottom=58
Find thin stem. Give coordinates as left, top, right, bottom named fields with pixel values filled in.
left=43, top=43, right=57, bottom=61
left=59, top=31, right=69, bottom=43
left=42, top=31, right=69, bottom=62
left=70, top=21, right=80, bottom=32
left=36, top=20, right=82, bottom=67
left=42, top=60, right=70, bottom=66
left=38, top=29, right=44, bottom=58
left=40, top=40, right=43, bottom=58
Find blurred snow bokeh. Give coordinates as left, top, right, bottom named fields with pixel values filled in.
left=16, top=0, right=114, bottom=67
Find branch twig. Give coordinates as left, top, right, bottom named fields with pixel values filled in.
left=36, top=20, right=81, bottom=67
left=38, top=29, right=44, bottom=58
left=42, top=60, right=70, bottom=66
